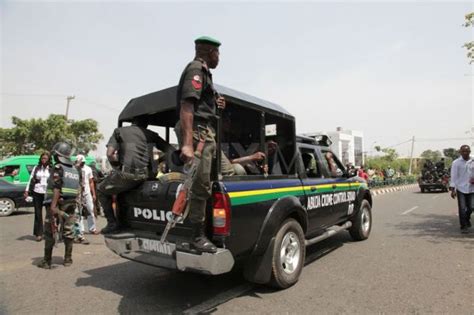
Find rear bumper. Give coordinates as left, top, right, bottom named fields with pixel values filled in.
left=104, top=233, right=234, bottom=275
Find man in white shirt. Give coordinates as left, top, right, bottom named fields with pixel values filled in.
left=76, top=155, right=99, bottom=237
left=449, top=145, right=473, bottom=233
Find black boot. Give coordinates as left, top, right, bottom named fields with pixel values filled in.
left=191, top=223, right=217, bottom=253
left=63, top=239, right=73, bottom=266
left=38, top=245, right=53, bottom=269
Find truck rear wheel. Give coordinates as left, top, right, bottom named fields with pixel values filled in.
left=349, top=200, right=372, bottom=241
left=270, top=218, right=305, bottom=289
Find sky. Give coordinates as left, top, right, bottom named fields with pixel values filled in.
left=1, top=0, right=473, bottom=158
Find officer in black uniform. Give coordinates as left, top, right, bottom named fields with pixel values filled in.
left=174, top=36, right=225, bottom=253
left=37, top=142, right=80, bottom=269
left=98, top=115, right=169, bottom=234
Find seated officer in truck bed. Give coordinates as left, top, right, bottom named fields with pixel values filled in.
left=98, top=115, right=169, bottom=234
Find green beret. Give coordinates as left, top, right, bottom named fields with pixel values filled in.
left=194, top=36, right=221, bottom=47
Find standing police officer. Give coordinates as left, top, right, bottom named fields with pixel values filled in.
left=37, top=142, right=80, bottom=269
left=98, top=115, right=166, bottom=234
left=174, top=36, right=225, bottom=253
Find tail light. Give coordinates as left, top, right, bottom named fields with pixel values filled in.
left=212, top=191, right=231, bottom=236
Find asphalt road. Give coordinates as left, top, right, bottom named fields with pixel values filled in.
left=1, top=188, right=472, bottom=314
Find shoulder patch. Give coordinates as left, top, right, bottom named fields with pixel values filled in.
left=192, top=74, right=202, bottom=90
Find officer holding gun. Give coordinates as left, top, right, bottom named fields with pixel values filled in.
left=37, top=142, right=79, bottom=269
left=174, top=36, right=225, bottom=253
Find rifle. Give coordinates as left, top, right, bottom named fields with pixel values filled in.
left=160, top=126, right=207, bottom=244
left=51, top=211, right=60, bottom=247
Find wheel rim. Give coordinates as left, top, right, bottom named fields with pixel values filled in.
left=0, top=199, right=13, bottom=215
left=361, top=207, right=371, bottom=233
left=279, top=231, right=301, bottom=274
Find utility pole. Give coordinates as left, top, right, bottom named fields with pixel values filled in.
left=408, top=136, right=415, bottom=175
left=65, top=95, right=75, bottom=120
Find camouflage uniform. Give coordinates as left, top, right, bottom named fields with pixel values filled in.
left=175, top=57, right=220, bottom=224
left=39, top=163, right=79, bottom=268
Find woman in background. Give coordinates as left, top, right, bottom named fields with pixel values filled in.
left=24, top=152, right=51, bottom=241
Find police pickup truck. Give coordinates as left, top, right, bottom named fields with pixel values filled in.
left=105, top=85, right=373, bottom=289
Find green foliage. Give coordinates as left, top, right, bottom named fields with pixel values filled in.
left=443, top=147, right=459, bottom=160
left=420, top=149, right=442, bottom=161
left=365, top=156, right=411, bottom=175
left=381, top=148, right=398, bottom=162
left=0, top=115, right=103, bottom=157
left=463, top=12, right=474, bottom=64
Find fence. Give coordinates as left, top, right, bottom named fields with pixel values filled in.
left=368, top=176, right=417, bottom=189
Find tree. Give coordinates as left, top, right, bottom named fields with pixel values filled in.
left=381, top=148, right=398, bottom=162
left=463, top=12, right=474, bottom=64
left=0, top=114, right=103, bottom=157
left=443, top=148, right=459, bottom=160
left=420, top=149, right=442, bottom=161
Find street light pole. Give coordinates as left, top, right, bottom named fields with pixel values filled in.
left=408, top=136, right=415, bottom=175
left=65, top=95, right=75, bottom=120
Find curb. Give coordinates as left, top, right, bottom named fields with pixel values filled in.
left=371, top=183, right=418, bottom=197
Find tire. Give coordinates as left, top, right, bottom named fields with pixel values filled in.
left=0, top=198, right=15, bottom=217
left=349, top=200, right=372, bottom=241
left=421, top=187, right=425, bottom=193
left=270, top=218, right=305, bottom=289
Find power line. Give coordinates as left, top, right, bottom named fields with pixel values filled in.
left=383, top=139, right=412, bottom=149
left=1, top=93, right=67, bottom=98
left=416, top=137, right=473, bottom=142
left=74, top=97, right=122, bottom=113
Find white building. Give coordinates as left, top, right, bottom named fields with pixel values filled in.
left=303, top=127, right=364, bottom=167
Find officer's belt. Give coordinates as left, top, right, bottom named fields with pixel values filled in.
left=120, top=165, right=149, bottom=176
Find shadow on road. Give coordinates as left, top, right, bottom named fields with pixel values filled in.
left=390, top=213, right=473, bottom=248
left=412, top=191, right=449, bottom=194
left=75, top=232, right=353, bottom=313
left=17, top=235, right=36, bottom=241
left=30, top=256, right=70, bottom=269
left=7, top=210, right=33, bottom=216
left=76, top=260, right=247, bottom=314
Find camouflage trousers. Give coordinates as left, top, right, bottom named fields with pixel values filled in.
left=175, top=121, right=217, bottom=224
left=42, top=204, right=75, bottom=262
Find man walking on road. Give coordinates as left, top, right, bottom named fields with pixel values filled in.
left=449, top=145, right=473, bottom=234
left=75, top=154, right=99, bottom=235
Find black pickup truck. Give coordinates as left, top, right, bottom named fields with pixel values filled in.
left=105, top=85, right=373, bottom=289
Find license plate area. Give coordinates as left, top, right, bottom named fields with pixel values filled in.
left=137, top=238, right=176, bottom=256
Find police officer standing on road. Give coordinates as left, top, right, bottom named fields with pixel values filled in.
left=98, top=115, right=166, bottom=234
left=174, top=36, right=225, bottom=253
left=37, top=142, right=80, bottom=269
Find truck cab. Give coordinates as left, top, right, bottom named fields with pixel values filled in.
left=105, top=85, right=373, bottom=289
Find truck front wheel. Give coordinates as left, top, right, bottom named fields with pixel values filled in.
left=270, top=218, right=305, bottom=289
left=349, top=200, right=372, bottom=241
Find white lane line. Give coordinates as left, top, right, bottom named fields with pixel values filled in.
left=183, top=283, right=253, bottom=314
left=432, top=195, right=440, bottom=199
left=401, top=206, right=419, bottom=215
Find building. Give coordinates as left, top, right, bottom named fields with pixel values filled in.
left=303, top=127, right=364, bottom=167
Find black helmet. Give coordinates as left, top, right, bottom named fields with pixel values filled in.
left=51, top=142, right=73, bottom=165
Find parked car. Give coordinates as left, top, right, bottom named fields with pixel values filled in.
left=0, top=179, right=33, bottom=216
left=0, top=154, right=96, bottom=186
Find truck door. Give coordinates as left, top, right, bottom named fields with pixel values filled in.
left=299, top=147, right=334, bottom=235
left=318, top=149, right=355, bottom=224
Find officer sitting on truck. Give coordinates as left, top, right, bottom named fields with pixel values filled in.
left=98, top=115, right=170, bottom=234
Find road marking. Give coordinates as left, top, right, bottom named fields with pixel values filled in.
left=183, top=283, right=253, bottom=314
left=432, top=195, right=439, bottom=199
left=401, top=206, right=419, bottom=215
